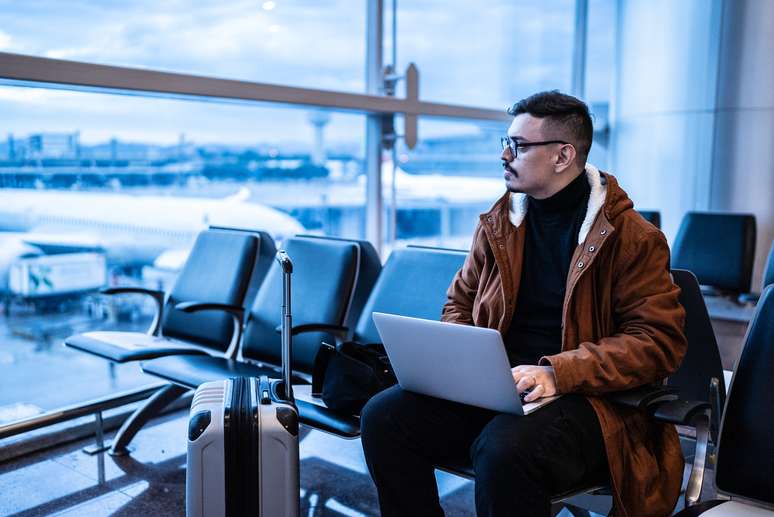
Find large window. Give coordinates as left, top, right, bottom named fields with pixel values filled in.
left=0, top=0, right=615, bottom=425
left=0, top=82, right=365, bottom=418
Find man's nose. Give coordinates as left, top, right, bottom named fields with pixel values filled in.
left=501, top=147, right=513, bottom=162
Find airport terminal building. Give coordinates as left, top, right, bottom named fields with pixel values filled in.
left=0, top=1, right=773, bottom=516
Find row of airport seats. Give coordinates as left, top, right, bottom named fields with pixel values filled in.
left=63, top=226, right=774, bottom=513
left=639, top=209, right=774, bottom=302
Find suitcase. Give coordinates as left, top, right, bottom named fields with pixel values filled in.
left=186, top=250, right=299, bottom=517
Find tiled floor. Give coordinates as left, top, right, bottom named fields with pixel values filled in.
left=0, top=406, right=717, bottom=516
left=0, top=409, right=482, bottom=516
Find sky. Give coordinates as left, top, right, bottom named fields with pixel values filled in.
left=0, top=0, right=613, bottom=149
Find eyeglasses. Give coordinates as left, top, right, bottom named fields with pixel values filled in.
left=501, top=136, right=570, bottom=158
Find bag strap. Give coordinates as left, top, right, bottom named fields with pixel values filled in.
left=312, top=342, right=336, bottom=397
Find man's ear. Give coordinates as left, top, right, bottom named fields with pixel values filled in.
left=554, top=144, right=576, bottom=173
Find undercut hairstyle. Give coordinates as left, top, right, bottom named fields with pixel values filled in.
left=508, top=90, right=593, bottom=164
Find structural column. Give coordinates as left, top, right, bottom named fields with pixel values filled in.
left=611, top=0, right=774, bottom=288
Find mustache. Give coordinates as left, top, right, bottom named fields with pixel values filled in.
left=502, top=161, right=516, bottom=174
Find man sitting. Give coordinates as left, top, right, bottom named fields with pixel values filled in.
left=360, top=90, right=687, bottom=517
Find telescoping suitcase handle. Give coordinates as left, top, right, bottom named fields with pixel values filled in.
left=276, top=250, right=294, bottom=402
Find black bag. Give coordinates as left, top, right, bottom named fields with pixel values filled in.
left=312, top=341, right=397, bottom=415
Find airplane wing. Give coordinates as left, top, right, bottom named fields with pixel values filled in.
left=15, top=232, right=104, bottom=255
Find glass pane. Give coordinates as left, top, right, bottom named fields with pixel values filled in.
left=0, top=83, right=365, bottom=418
left=585, top=0, right=615, bottom=169
left=0, top=0, right=365, bottom=92
left=382, top=117, right=505, bottom=253
left=394, top=0, right=576, bottom=109
left=586, top=0, right=615, bottom=104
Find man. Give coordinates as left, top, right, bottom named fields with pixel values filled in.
left=360, top=90, right=687, bottom=517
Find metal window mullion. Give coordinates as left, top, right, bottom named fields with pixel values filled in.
left=0, top=52, right=507, bottom=122
left=365, top=0, right=384, bottom=253
left=571, top=0, right=589, bottom=99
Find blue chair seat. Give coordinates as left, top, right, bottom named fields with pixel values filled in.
left=66, top=331, right=214, bottom=363
left=141, top=354, right=309, bottom=389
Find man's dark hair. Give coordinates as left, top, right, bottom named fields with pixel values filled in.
left=507, top=90, right=593, bottom=164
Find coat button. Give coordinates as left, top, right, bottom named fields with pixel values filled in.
left=498, top=243, right=505, bottom=249
left=577, top=261, right=584, bottom=268
left=487, top=216, right=493, bottom=222
left=600, top=229, right=607, bottom=235
left=588, top=245, right=595, bottom=252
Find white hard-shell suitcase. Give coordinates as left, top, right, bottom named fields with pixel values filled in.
left=186, top=250, right=299, bottom=517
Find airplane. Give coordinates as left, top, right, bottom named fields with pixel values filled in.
left=0, top=187, right=305, bottom=298
left=375, top=160, right=505, bottom=203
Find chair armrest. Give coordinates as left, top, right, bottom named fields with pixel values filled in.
left=175, top=301, right=244, bottom=318
left=101, top=286, right=164, bottom=299
left=101, top=286, right=165, bottom=336
left=643, top=398, right=712, bottom=508
left=274, top=323, right=349, bottom=340
left=738, top=291, right=759, bottom=304
left=175, top=302, right=245, bottom=359
left=607, top=384, right=679, bottom=409
left=610, top=384, right=713, bottom=508
left=651, top=399, right=711, bottom=426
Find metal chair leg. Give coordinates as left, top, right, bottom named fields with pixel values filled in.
left=109, top=383, right=189, bottom=456
left=684, top=411, right=711, bottom=506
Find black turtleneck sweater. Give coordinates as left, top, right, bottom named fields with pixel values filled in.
left=504, top=171, right=591, bottom=366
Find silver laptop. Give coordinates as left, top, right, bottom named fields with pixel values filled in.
left=372, top=312, right=560, bottom=415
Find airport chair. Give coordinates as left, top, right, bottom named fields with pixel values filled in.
left=672, top=286, right=774, bottom=516
left=65, top=228, right=274, bottom=363
left=64, top=228, right=275, bottom=455
left=139, top=235, right=380, bottom=398
left=672, top=212, right=756, bottom=298
left=294, top=244, right=469, bottom=436
left=555, top=270, right=725, bottom=511
left=636, top=209, right=661, bottom=229
left=667, top=269, right=726, bottom=442
left=739, top=239, right=774, bottom=304
left=764, top=240, right=774, bottom=290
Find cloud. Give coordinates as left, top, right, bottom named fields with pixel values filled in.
left=0, top=30, right=11, bottom=50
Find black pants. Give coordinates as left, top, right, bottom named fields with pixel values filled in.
left=360, top=385, right=608, bottom=517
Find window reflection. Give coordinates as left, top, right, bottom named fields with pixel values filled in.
left=0, top=84, right=365, bottom=415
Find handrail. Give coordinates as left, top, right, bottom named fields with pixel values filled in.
left=0, top=382, right=166, bottom=440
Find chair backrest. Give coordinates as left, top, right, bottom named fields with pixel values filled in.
left=714, top=286, right=774, bottom=505
left=672, top=211, right=756, bottom=295
left=241, top=235, right=369, bottom=374
left=161, top=228, right=261, bottom=351
left=636, top=210, right=661, bottom=229
left=667, top=269, right=726, bottom=407
left=294, top=234, right=382, bottom=335
left=762, top=240, right=774, bottom=291
left=237, top=229, right=277, bottom=310
left=353, top=245, right=468, bottom=344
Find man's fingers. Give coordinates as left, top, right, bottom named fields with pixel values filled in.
left=511, top=367, right=534, bottom=383
left=511, top=368, right=525, bottom=383
left=515, top=375, right=536, bottom=393
left=523, top=383, right=544, bottom=403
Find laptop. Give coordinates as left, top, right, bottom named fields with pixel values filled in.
left=372, top=312, right=560, bottom=415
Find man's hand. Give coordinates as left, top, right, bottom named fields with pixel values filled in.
left=511, top=365, right=558, bottom=403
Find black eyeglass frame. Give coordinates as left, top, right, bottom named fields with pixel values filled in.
left=501, top=136, right=571, bottom=158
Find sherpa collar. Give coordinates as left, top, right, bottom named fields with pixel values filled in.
left=507, top=164, right=607, bottom=245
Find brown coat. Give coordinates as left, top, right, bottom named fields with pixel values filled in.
left=441, top=169, right=687, bottom=517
